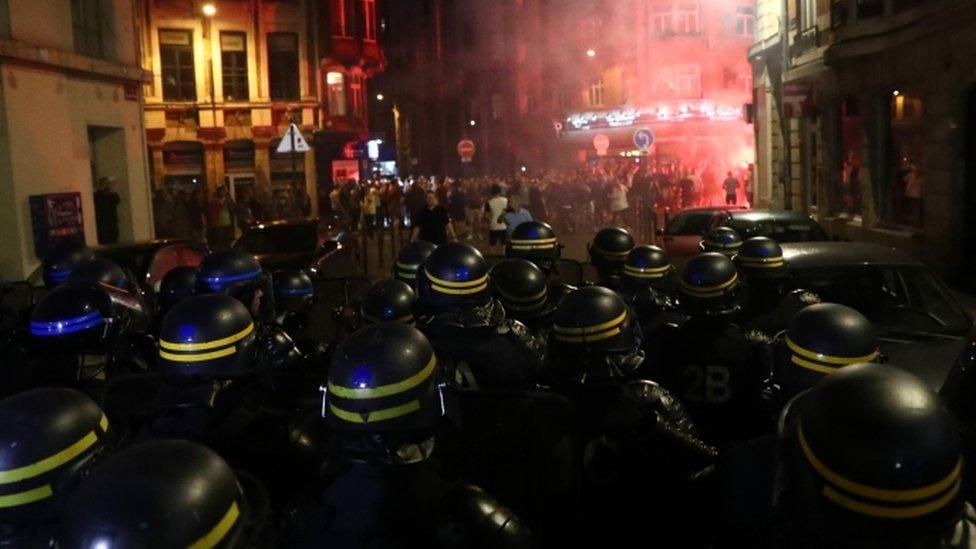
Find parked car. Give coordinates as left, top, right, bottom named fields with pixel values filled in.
left=234, top=217, right=358, bottom=276
left=781, top=242, right=974, bottom=390
left=658, top=206, right=749, bottom=258
left=724, top=210, right=828, bottom=242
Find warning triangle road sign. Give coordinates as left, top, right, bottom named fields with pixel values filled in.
left=276, top=124, right=310, bottom=154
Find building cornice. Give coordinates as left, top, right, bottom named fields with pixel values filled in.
left=0, top=37, right=151, bottom=84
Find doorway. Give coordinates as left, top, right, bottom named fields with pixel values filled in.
left=88, top=126, right=130, bottom=244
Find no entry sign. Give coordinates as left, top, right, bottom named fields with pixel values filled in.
left=457, top=139, right=476, bottom=162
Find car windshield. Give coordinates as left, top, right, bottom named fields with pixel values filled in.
left=730, top=218, right=828, bottom=243
left=237, top=225, right=317, bottom=255
left=791, top=265, right=972, bottom=337
left=666, top=212, right=714, bottom=236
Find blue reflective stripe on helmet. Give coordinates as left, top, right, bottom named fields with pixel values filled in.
left=47, top=270, right=72, bottom=283
left=30, top=311, right=104, bottom=336
left=199, top=269, right=262, bottom=289
left=275, top=287, right=314, bottom=296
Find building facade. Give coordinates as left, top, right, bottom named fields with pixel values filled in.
left=139, top=0, right=383, bottom=217
left=0, top=0, right=152, bottom=279
left=752, top=0, right=976, bottom=283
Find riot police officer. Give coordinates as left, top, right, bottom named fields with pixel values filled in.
left=40, top=241, right=94, bottom=289
left=271, top=269, right=318, bottom=354
left=587, top=227, right=635, bottom=288
left=60, top=439, right=269, bottom=547
left=765, top=303, right=879, bottom=414
left=700, top=226, right=743, bottom=257
left=490, top=259, right=558, bottom=334
left=288, top=323, right=535, bottom=547
left=651, top=253, right=770, bottom=445
left=505, top=220, right=562, bottom=278
left=67, top=257, right=130, bottom=289
left=393, top=240, right=438, bottom=286
left=775, top=364, right=976, bottom=548
left=415, top=243, right=545, bottom=390
left=546, top=286, right=716, bottom=546
left=0, top=388, right=113, bottom=546
left=361, top=279, right=417, bottom=325
left=196, top=249, right=274, bottom=323
left=617, top=245, right=679, bottom=333
left=155, top=266, right=198, bottom=315
left=735, top=237, right=820, bottom=336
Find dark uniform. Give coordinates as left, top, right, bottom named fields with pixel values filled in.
left=415, top=243, right=545, bottom=390
left=505, top=221, right=563, bottom=278
left=196, top=249, right=275, bottom=324
left=618, top=245, right=680, bottom=334
left=651, top=253, right=770, bottom=445
left=773, top=364, right=976, bottom=548
left=587, top=227, right=635, bottom=289
left=0, top=388, right=113, bottom=547
left=60, top=440, right=270, bottom=548
left=288, top=323, right=535, bottom=548
left=734, top=237, right=820, bottom=336
left=699, top=226, right=743, bottom=257
left=546, top=286, right=716, bottom=546
left=393, top=240, right=438, bottom=287
left=490, top=258, right=559, bottom=335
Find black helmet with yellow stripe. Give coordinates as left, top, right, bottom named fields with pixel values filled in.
left=699, top=226, right=743, bottom=257
left=780, top=364, right=964, bottom=544
left=505, top=221, right=561, bottom=273
left=157, top=294, right=258, bottom=379
left=734, top=237, right=787, bottom=279
left=773, top=303, right=879, bottom=403
left=588, top=227, right=635, bottom=272
left=393, top=240, right=437, bottom=286
left=415, top=243, right=490, bottom=311
left=678, top=253, right=742, bottom=316
left=324, top=323, right=442, bottom=439
left=61, top=440, right=248, bottom=548
left=490, top=259, right=553, bottom=322
left=622, top=245, right=673, bottom=288
left=548, top=286, right=642, bottom=380
left=0, top=388, right=112, bottom=526
left=361, top=280, right=417, bottom=325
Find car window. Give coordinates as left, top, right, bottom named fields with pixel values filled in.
left=238, top=225, right=317, bottom=255
left=147, top=245, right=206, bottom=289
left=666, top=212, right=715, bottom=235
left=730, top=218, right=828, bottom=243
left=791, top=265, right=971, bottom=336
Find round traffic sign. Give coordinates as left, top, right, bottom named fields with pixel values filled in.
left=457, top=139, right=476, bottom=162
left=633, top=128, right=655, bottom=150
left=593, top=134, right=610, bottom=156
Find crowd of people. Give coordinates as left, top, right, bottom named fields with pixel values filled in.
left=0, top=214, right=974, bottom=547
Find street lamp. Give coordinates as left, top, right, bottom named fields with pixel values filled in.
left=202, top=2, right=217, bottom=17
left=469, top=119, right=477, bottom=127
left=376, top=93, right=385, bottom=101
left=586, top=48, right=596, bottom=58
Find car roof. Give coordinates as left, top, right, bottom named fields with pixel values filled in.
left=781, top=242, right=924, bottom=269
left=729, top=210, right=817, bottom=223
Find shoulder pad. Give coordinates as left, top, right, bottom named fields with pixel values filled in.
left=434, top=484, right=537, bottom=548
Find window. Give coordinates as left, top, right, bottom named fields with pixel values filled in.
left=675, top=64, right=701, bottom=98
left=159, top=30, right=196, bottom=101
left=327, top=71, right=347, bottom=116
left=886, top=88, right=925, bottom=226
left=348, top=73, right=365, bottom=117
left=332, top=0, right=353, bottom=37
left=220, top=32, right=248, bottom=101
left=674, top=3, right=700, bottom=35
left=735, top=6, right=755, bottom=36
left=364, top=0, right=377, bottom=40
left=800, top=0, right=817, bottom=30
left=72, top=0, right=110, bottom=58
left=653, top=3, right=673, bottom=35
left=268, top=33, right=299, bottom=101
left=588, top=76, right=604, bottom=108
left=837, top=97, right=863, bottom=216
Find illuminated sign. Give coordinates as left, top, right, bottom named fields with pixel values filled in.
left=565, top=102, right=743, bottom=131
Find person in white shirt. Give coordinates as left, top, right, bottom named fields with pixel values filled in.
left=484, top=184, right=509, bottom=254
left=608, top=178, right=630, bottom=227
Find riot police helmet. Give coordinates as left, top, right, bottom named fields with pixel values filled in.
left=416, top=243, right=491, bottom=311
left=678, top=253, right=742, bottom=316
left=0, top=388, right=112, bottom=526
left=157, top=294, right=258, bottom=379
left=393, top=240, right=437, bottom=285
left=548, top=286, right=642, bottom=380
left=773, top=303, right=879, bottom=402
left=699, top=226, right=743, bottom=257
left=60, top=440, right=247, bottom=549
left=505, top=221, right=561, bottom=273
left=588, top=227, right=635, bottom=271
left=272, top=269, right=315, bottom=314
left=67, top=257, right=129, bottom=289
left=781, top=364, right=963, bottom=544
left=41, top=241, right=94, bottom=289
left=490, top=259, right=552, bottom=321
left=622, top=245, right=674, bottom=288
left=734, top=237, right=788, bottom=280
left=30, top=282, right=140, bottom=353
left=196, top=250, right=272, bottom=321
left=157, top=266, right=199, bottom=312
left=361, top=279, right=417, bottom=325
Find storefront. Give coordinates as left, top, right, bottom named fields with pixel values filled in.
left=269, top=137, right=305, bottom=191
left=162, top=141, right=206, bottom=190
left=223, top=139, right=256, bottom=199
